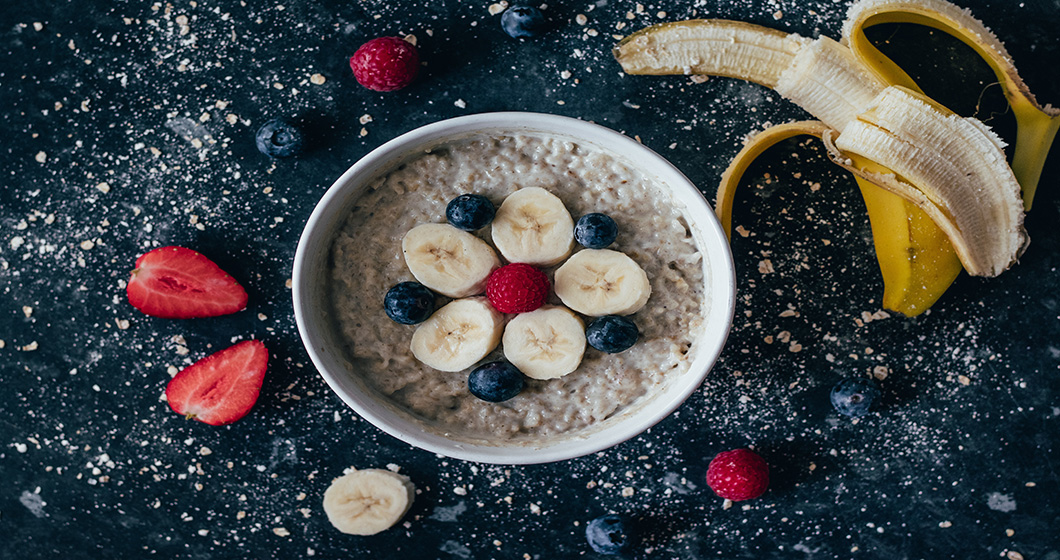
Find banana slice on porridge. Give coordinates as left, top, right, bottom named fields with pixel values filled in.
left=554, top=249, right=652, bottom=316
left=491, top=187, right=575, bottom=266
left=402, top=223, right=500, bottom=298
left=411, top=297, right=504, bottom=372
left=502, top=305, right=586, bottom=379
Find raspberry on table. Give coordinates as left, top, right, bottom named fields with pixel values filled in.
left=486, top=263, right=550, bottom=314
left=349, top=37, right=420, bottom=92
left=705, top=448, right=769, bottom=501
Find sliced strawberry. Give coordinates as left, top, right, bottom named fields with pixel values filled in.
left=127, top=246, right=248, bottom=319
left=165, top=340, right=268, bottom=426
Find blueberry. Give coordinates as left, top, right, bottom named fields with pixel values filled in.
left=501, top=6, right=547, bottom=39
left=830, top=377, right=881, bottom=417
left=446, top=194, right=496, bottom=231
left=575, top=213, right=618, bottom=249
left=468, top=361, right=524, bottom=402
left=384, top=282, right=436, bottom=325
left=586, top=316, right=639, bottom=353
left=586, top=514, right=632, bottom=555
left=255, top=118, right=305, bottom=158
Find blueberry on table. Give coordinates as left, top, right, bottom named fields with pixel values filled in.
left=830, top=377, right=881, bottom=417
left=384, top=282, right=436, bottom=325
left=255, top=118, right=304, bottom=158
left=468, top=361, right=524, bottom=402
left=586, top=514, right=632, bottom=555
left=501, top=6, right=548, bottom=39
left=575, top=213, right=618, bottom=249
left=586, top=315, right=639, bottom=353
left=446, top=194, right=496, bottom=231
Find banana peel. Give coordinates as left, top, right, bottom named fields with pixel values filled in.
left=615, top=0, right=1056, bottom=315
left=843, top=0, right=1060, bottom=209
left=716, top=121, right=961, bottom=316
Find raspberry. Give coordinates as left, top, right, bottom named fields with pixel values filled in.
left=349, top=37, right=419, bottom=92
left=705, top=449, right=769, bottom=501
left=486, top=264, right=550, bottom=314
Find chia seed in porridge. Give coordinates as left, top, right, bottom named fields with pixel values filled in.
left=328, top=133, right=706, bottom=442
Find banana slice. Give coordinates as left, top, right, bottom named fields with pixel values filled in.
left=502, top=305, right=586, bottom=380
left=490, top=187, right=575, bottom=267
left=554, top=249, right=651, bottom=316
left=402, top=223, right=500, bottom=298
left=410, top=297, right=504, bottom=372
left=322, top=468, right=416, bottom=536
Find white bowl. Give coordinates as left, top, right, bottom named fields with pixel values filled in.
left=292, top=112, right=735, bottom=464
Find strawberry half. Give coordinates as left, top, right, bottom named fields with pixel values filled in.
left=127, top=246, right=248, bottom=319
left=165, top=340, right=268, bottom=426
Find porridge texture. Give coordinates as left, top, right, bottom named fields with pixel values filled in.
left=329, top=133, right=706, bottom=441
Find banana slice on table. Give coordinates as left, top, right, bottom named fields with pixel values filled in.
left=410, top=297, right=504, bottom=372
left=491, top=187, right=575, bottom=267
left=554, top=249, right=651, bottom=316
left=322, top=468, right=416, bottom=536
left=502, top=305, right=586, bottom=380
left=402, top=223, right=500, bottom=298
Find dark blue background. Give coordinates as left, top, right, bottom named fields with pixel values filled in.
left=2, top=1, right=1058, bottom=558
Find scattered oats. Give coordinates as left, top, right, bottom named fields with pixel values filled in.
left=199, top=447, right=212, bottom=456
left=957, top=375, right=971, bottom=386
left=1007, top=552, right=1024, bottom=560
left=1025, top=482, right=1036, bottom=487
left=575, top=14, right=588, bottom=25
left=214, top=100, right=229, bottom=110
left=81, top=99, right=91, bottom=111
left=586, top=480, right=597, bottom=489
left=297, top=492, right=307, bottom=500
left=939, top=521, right=952, bottom=528
left=809, top=463, right=816, bottom=472
left=758, top=259, right=775, bottom=274
left=529, top=503, right=541, bottom=514
left=722, top=499, right=733, bottom=510
left=258, top=313, right=268, bottom=321
left=35, top=151, right=48, bottom=163
left=96, top=181, right=111, bottom=193
left=33, top=22, right=44, bottom=31
left=22, top=306, right=33, bottom=318
left=360, top=127, right=369, bottom=137
left=68, top=39, right=76, bottom=50
left=190, top=138, right=203, bottom=149
left=586, top=29, right=598, bottom=37
left=273, top=82, right=284, bottom=90
left=735, top=225, right=750, bottom=237
left=773, top=10, right=783, bottom=20
left=285, top=278, right=293, bottom=289
left=560, top=70, right=572, bottom=79
left=22, top=341, right=39, bottom=351
left=115, top=318, right=130, bottom=330
left=621, top=487, right=635, bottom=497
left=1006, top=529, right=1014, bottom=537
left=0, top=340, right=5, bottom=349
left=272, top=527, right=290, bottom=537
left=236, top=511, right=246, bottom=519
left=873, top=366, right=889, bottom=380
left=779, top=309, right=796, bottom=318
left=454, top=486, right=468, bottom=496
left=403, top=34, right=417, bottom=46
left=310, top=73, right=326, bottom=85
left=197, top=529, right=209, bottom=536
left=657, top=11, right=667, bottom=18
left=199, top=112, right=211, bottom=122
left=80, top=240, right=95, bottom=250
left=454, top=99, right=467, bottom=109
left=14, top=442, right=28, bottom=453
left=226, top=113, right=238, bottom=124
left=488, top=2, right=508, bottom=16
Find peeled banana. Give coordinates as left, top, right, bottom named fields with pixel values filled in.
left=615, top=0, right=1055, bottom=314
left=322, top=468, right=416, bottom=536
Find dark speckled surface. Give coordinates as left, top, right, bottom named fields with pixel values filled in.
left=2, top=1, right=1059, bottom=558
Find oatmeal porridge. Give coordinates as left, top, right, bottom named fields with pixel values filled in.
left=328, top=133, right=706, bottom=442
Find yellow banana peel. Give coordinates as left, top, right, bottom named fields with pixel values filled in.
left=717, top=121, right=961, bottom=316
left=843, top=0, right=1060, bottom=209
